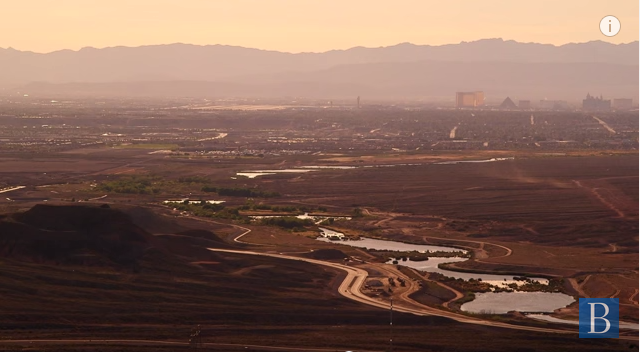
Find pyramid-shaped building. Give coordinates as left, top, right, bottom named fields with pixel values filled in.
left=499, top=97, right=518, bottom=109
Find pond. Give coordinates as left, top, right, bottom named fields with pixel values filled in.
left=237, top=160, right=518, bottom=178
left=460, top=292, right=575, bottom=314
left=250, top=214, right=351, bottom=225
left=315, top=234, right=572, bottom=313
left=317, top=227, right=346, bottom=239
left=317, top=234, right=545, bottom=285
left=434, top=157, right=514, bottom=165
left=163, top=199, right=225, bottom=204
left=317, top=235, right=461, bottom=253
left=297, top=165, right=357, bottom=169
left=386, top=257, right=548, bottom=286
left=237, top=169, right=315, bottom=178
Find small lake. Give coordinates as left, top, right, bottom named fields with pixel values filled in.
left=387, top=258, right=548, bottom=286
left=237, top=160, right=517, bottom=178
left=317, top=235, right=462, bottom=253
left=317, top=233, right=547, bottom=285
left=237, top=172, right=276, bottom=178
left=250, top=214, right=351, bottom=225
left=317, top=227, right=346, bottom=239
left=297, top=165, right=357, bottom=169
left=461, top=292, right=574, bottom=314
left=316, top=233, right=572, bottom=313
left=237, top=169, right=315, bottom=178
left=435, top=157, right=514, bottom=165
left=163, top=199, right=225, bottom=204
left=361, top=163, right=422, bottom=168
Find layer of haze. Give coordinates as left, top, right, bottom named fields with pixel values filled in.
left=2, top=0, right=638, bottom=53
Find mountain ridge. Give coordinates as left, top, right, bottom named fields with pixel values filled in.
left=2, top=38, right=637, bottom=55
left=2, top=38, right=637, bottom=99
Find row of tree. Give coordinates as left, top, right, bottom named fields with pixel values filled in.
left=201, top=186, right=280, bottom=198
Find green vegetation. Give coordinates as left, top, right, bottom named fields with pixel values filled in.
left=368, top=249, right=469, bottom=261
left=98, top=176, right=163, bottom=195
left=201, top=186, right=280, bottom=198
left=114, top=143, right=179, bottom=150
left=177, top=176, right=211, bottom=184
left=200, top=185, right=217, bottom=192
left=260, top=217, right=313, bottom=231
left=170, top=200, right=316, bottom=230
left=429, top=272, right=493, bottom=293
left=426, top=271, right=565, bottom=295
left=514, top=277, right=565, bottom=293
left=455, top=291, right=476, bottom=306
left=352, top=207, right=365, bottom=218
left=98, top=175, right=203, bottom=195
left=238, top=201, right=320, bottom=213
left=97, top=175, right=280, bottom=199
left=171, top=202, right=246, bottom=221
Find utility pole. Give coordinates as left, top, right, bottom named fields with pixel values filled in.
left=389, top=298, right=393, bottom=352
left=189, top=325, right=202, bottom=349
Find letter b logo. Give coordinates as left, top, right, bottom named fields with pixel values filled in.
left=579, top=298, right=619, bottom=338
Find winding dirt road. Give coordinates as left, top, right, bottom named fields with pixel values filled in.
left=208, top=248, right=577, bottom=335
left=174, top=213, right=255, bottom=244
left=153, top=208, right=637, bottom=339
left=421, top=235, right=513, bottom=259
left=568, top=275, right=591, bottom=298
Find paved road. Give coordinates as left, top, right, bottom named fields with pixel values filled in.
left=151, top=206, right=637, bottom=340
left=0, top=185, right=26, bottom=194
left=592, top=115, right=616, bottom=134
left=208, top=248, right=579, bottom=335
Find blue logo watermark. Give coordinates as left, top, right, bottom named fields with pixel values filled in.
left=579, top=298, right=619, bottom=338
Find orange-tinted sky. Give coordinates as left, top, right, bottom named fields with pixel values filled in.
left=2, top=1, right=638, bottom=53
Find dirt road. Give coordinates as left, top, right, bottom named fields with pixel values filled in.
left=0, top=339, right=380, bottom=351
left=208, top=248, right=579, bottom=335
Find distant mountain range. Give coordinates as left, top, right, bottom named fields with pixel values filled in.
left=2, top=39, right=638, bottom=100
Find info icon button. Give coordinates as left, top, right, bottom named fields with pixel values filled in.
left=600, top=16, right=621, bottom=37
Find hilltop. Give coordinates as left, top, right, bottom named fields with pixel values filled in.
left=0, top=204, right=155, bottom=268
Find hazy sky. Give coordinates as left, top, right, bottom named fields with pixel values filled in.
left=2, top=1, right=638, bottom=53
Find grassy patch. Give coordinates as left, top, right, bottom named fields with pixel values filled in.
left=98, top=176, right=165, bottom=195
left=114, top=143, right=179, bottom=150
left=259, top=217, right=314, bottom=231
left=202, top=186, right=280, bottom=198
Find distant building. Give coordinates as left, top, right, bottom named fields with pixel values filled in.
left=518, top=100, right=531, bottom=110
left=583, top=93, right=611, bottom=111
left=456, top=91, right=484, bottom=108
left=539, top=100, right=570, bottom=110
left=499, top=97, right=517, bottom=110
left=612, top=98, right=633, bottom=110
